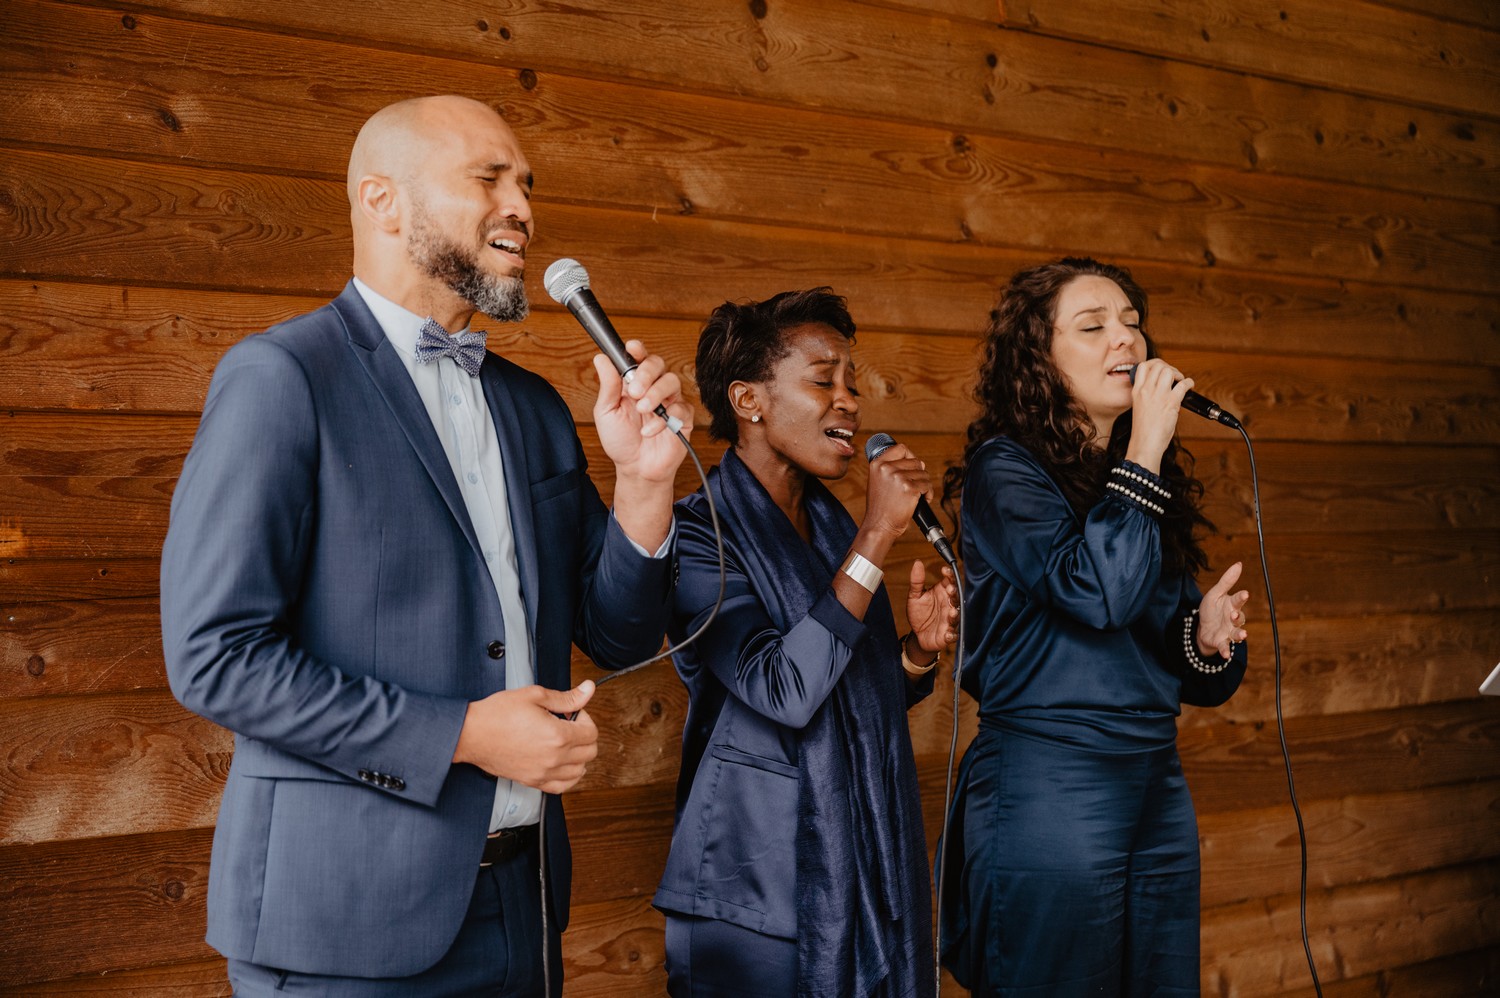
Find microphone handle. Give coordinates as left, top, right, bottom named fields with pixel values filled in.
left=913, top=497, right=958, bottom=565
left=1180, top=389, right=1240, bottom=429
left=564, top=288, right=637, bottom=379
left=563, top=287, right=683, bottom=433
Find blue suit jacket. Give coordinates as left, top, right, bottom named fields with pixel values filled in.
left=161, top=283, right=674, bottom=978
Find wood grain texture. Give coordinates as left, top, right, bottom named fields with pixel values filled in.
left=0, top=956, right=232, bottom=996
left=1364, top=0, right=1500, bottom=33
left=1200, top=778, right=1500, bottom=908
left=0, top=691, right=230, bottom=846
left=6, top=147, right=1497, bottom=306
left=1181, top=699, right=1500, bottom=815
left=1200, top=860, right=1500, bottom=995
left=59, top=0, right=1499, bottom=204
left=1003, top=0, right=1500, bottom=118
left=6, top=0, right=1496, bottom=231
left=0, top=828, right=216, bottom=987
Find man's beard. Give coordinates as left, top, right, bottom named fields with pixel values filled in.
left=407, top=212, right=529, bottom=324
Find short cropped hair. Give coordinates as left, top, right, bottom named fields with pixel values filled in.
left=693, top=287, right=856, bottom=445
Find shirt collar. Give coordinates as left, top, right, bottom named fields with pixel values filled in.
left=351, top=278, right=472, bottom=358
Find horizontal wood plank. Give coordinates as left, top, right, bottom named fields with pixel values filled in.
left=1181, top=699, right=1500, bottom=815
left=0, top=557, right=161, bottom=603
left=0, top=828, right=216, bottom=987
left=0, top=691, right=229, bottom=846
left=1200, top=860, right=1500, bottom=995
left=1185, top=608, right=1500, bottom=725
left=1004, top=0, right=1500, bottom=119
left=0, top=956, right=231, bottom=996
left=1278, top=945, right=1500, bottom=997
left=5, top=0, right=1496, bottom=253
left=67, top=0, right=1500, bottom=204
left=1363, top=0, right=1500, bottom=32
left=6, top=146, right=1496, bottom=309
left=1199, top=778, right=1500, bottom=908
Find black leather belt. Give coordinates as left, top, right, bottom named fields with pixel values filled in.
left=480, top=824, right=538, bottom=868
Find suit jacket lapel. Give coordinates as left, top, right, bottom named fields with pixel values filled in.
left=331, top=284, right=484, bottom=558
left=480, top=361, right=542, bottom=652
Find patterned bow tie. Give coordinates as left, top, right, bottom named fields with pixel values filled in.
left=414, top=318, right=488, bottom=377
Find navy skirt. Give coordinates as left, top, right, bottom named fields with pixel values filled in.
left=941, top=722, right=1202, bottom=997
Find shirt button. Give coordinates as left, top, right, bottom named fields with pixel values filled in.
left=507, top=803, right=518, bottom=814
left=466, top=471, right=479, bottom=484
left=450, top=394, right=463, bottom=407
left=487, top=640, right=505, bottom=660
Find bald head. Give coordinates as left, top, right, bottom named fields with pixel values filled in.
left=346, top=96, right=535, bottom=330
left=347, top=96, right=513, bottom=205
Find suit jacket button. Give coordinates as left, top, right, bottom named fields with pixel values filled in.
left=390, top=777, right=406, bottom=791
left=358, top=769, right=374, bottom=783
left=487, top=640, right=505, bottom=660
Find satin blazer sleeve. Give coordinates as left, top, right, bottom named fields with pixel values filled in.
left=161, top=336, right=468, bottom=808
left=1164, top=575, right=1249, bottom=707
left=672, top=496, right=869, bottom=731
left=963, top=439, right=1163, bottom=631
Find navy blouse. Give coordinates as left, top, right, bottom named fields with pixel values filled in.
left=959, top=436, right=1246, bottom=751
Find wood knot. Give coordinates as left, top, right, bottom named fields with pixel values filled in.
left=985, top=53, right=997, bottom=68
left=754, top=56, right=770, bottom=72
left=748, top=0, right=768, bottom=19
left=163, top=880, right=185, bottom=900
left=649, top=700, right=663, bottom=717
left=475, top=19, right=489, bottom=31
left=500, top=27, right=512, bottom=40
left=518, top=69, right=537, bottom=90
left=25, top=655, right=44, bottom=677
left=121, top=14, right=137, bottom=29
left=156, top=107, right=183, bottom=132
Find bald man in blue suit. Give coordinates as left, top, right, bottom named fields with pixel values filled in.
left=161, top=96, right=693, bottom=996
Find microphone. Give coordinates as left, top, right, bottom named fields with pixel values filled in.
left=1128, top=365, right=1241, bottom=429
left=544, top=258, right=683, bottom=433
left=865, top=433, right=957, bottom=566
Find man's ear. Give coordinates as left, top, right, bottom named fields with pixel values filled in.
left=355, top=175, right=402, bottom=234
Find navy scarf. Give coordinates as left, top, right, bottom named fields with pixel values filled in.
left=713, top=449, right=933, bottom=997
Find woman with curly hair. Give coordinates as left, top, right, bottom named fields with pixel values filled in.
left=937, top=258, right=1250, bottom=996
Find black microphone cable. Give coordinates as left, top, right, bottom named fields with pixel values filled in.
left=933, top=570, right=965, bottom=996
left=1131, top=363, right=1319, bottom=991
left=1236, top=423, right=1321, bottom=996
left=535, top=391, right=726, bottom=998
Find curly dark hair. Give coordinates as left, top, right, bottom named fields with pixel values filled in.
left=694, top=287, right=856, bottom=445
left=942, top=257, right=1212, bottom=578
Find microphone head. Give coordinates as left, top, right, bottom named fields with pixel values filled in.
left=543, top=258, right=590, bottom=304
left=865, top=432, right=895, bottom=462
left=1126, top=365, right=1138, bottom=385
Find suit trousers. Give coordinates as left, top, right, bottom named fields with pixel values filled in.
left=227, top=839, right=559, bottom=997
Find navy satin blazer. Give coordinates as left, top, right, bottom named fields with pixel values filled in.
left=958, top=435, right=1246, bottom=749
left=652, top=489, right=931, bottom=937
left=161, top=283, right=674, bottom=978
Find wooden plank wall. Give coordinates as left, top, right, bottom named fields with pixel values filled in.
left=1, top=0, right=1497, bottom=993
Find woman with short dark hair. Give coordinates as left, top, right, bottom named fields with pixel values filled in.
left=654, top=287, right=956, bottom=997
left=938, top=258, right=1251, bottom=996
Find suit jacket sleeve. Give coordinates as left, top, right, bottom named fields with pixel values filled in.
left=161, top=336, right=467, bottom=808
